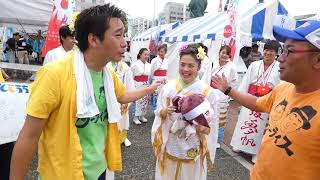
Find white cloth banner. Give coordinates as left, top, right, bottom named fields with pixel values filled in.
left=0, top=82, right=29, bottom=145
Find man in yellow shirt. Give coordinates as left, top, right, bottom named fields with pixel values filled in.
left=213, top=20, right=320, bottom=180
left=10, top=4, right=159, bottom=180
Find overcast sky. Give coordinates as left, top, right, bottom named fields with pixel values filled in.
left=105, top=0, right=320, bottom=19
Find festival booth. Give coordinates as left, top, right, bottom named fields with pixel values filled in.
left=130, top=22, right=180, bottom=63
left=159, top=0, right=290, bottom=81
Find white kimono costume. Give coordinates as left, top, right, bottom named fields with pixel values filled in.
left=107, top=61, right=135, bottom=131
left=43, top=46, right=67, bottom=65
left=131, top=60, right=151, bottom=116
left=150, top=56, right=169, bottom=111
left=152, top=79, right=219, bottom=180
left=230, top=60, right=280, bottom=154
left=198, top=56, right=212, bottom=79
left=202, top=60, right=238, bottom=144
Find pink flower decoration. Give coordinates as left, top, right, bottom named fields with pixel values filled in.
left=179, top=44, right=188, bottom=53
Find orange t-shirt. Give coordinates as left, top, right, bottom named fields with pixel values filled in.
left=251, top=82, right=320, bottom=180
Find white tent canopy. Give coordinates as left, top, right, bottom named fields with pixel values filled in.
left=0, top=0, right=53, bottom=33
left=160, top=0, right=290, bottom=80
left=160, top=0, right=289, bottom=43
left=130, top=22, right=180, bottom=62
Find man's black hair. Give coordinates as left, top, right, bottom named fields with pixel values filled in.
left=59, top=25, right=74, bottom=45
left=74, top=3, right=126, bottom=52
left=252, top=43, right=259, bottom=48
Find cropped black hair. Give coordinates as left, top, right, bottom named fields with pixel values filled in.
left=59, top=25, right=74, bottom=45
left=74, top=3, right=126, bottom=52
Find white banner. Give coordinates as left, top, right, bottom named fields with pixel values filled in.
left=0, top=82, right=29, bottom=145
left=222, top=0, right=240, bottom=61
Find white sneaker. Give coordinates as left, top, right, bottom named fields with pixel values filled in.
left=251, top=154, right=257, bottom=163
left=216, top=143, right=221, bottom=149
left=124, top=138, right=131, bottom=147
left=140, top=116, right=148, bottom=123
left=133, top=117, right=141, bottom=125
left=232, top=147, right=241, bottom=153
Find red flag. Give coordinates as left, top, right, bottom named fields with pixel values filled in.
left=218, top=0, right=223, bottom=12
left=42, top=0, right=75, bottom=58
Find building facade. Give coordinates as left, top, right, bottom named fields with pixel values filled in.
left=129, top=17, right=152, bottom=37
left=158, top=2, right=190, bottom=25
left=76, top=0, right=106, bottom=11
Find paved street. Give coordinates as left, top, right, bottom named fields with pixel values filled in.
left=27, top=102, right=250, bottom=180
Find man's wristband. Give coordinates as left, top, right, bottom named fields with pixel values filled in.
left=224, top=86, right=232, bottom=95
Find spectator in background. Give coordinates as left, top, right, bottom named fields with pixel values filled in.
left=123, top=47, right=132, bottom=66
left=16, top=35, right=29, bottom=64
left=43, top=25, right=75, bottom=65
left=33, top=30, right=44, bottom=64
left=5, top=32, right=20, bottom=63
left=248, top=43, right=262, bottom=64
left=240, top=46, right=252, bottom=68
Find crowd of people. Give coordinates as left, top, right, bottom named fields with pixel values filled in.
left=3, top=30, right=44, bottom=65
left=0, top=2, right=320, bottom=180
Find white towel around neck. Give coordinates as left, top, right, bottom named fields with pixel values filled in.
left=74, top=50, right=121, bottom=124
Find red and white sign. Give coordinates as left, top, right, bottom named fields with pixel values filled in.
left=222, top=0, right=240, bottom=60
left=42, top=0, right=75, bottom=58
left=223, top=25, right=233, bottom=38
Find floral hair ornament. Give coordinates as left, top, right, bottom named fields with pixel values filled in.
left=179, top=44, right=188, bottom=53
left=197, top=47, right=206, bottom=61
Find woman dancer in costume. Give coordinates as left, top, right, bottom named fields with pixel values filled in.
left=230, top=40, right=281, bottom=162
left=202, top=45, right=238, bottom=148
left=131, top=48, right=151, bottom=125
left=150, top=44, right=169, bottom=111
left=152, top=43, right=220, bottom=180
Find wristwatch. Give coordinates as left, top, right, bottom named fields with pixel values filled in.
left=224, top=86, right=232, bottom=95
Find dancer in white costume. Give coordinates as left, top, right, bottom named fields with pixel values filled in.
left=107, top=60, right=135, bottom=146
left=43, top=25, right=75, bottom=65
left=230, top=40, right=281, bottom=162
left=131, top=48, right=151, bottom=124
left=152, top=44, right=219, bottom=180
left=202, top=45, right=238, bottom=148
left=150, top=44, right=169, bottom=111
